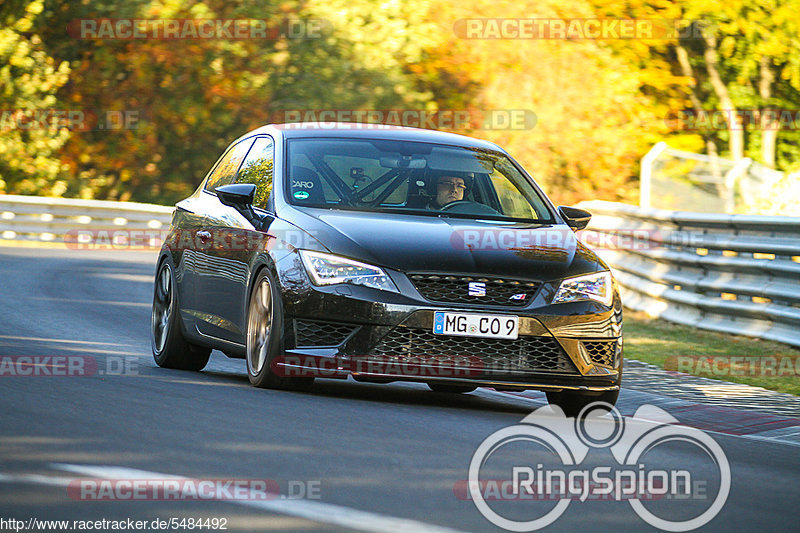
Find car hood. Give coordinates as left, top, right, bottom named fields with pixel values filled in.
left=286, top=208, right=600, bottom=281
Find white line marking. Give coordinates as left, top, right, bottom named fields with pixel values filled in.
left=0, top=335, right=128, bottom=346
left=0, top=472, right=73, bottom=486
left=29, top=296, right=150, bottom=308
left=51, top=464, right=468, bottom=533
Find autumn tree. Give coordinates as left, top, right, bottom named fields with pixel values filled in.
left=0, top=0, right=71, bottom=195
left=591, top=0, right=800, bottom=169
left=31, top=0, right=452, bottom=203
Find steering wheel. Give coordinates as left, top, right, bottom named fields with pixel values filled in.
left=439, top=200, right=502, bottom=216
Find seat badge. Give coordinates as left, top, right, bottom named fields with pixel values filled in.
left=468, top=282, right=486, bottom=297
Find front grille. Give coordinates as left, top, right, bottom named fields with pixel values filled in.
left=583, top=340, right=616, bottom=367
left=409, top=274, right=539, bottom=307
left=372, top=327, right=576, bottom=374
left=294, top=320, right=359, bottom=347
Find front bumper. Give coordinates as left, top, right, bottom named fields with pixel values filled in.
left=275, top=256, right=623, bottom=393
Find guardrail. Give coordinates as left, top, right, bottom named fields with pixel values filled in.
left=579, top=200, right=800, bottom=348
left=3, top=194, right=798, bottom=347
left=0, top=194, right=173, bottom=245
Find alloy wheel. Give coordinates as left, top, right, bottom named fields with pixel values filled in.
left=151, top=264, right=173, bottom=354
left=247, top=277, right=273, bottom=376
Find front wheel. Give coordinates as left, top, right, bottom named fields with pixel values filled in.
left=246, top=268, right=313, bottom=390
left=151, top=260, right=211, bottom=371
left=545, top=388, right=619, bottom=418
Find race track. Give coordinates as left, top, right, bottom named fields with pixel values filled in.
left=1, top=246, right=798, bottom=532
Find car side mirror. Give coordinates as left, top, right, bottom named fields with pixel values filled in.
left=216, top=183, right=256, bottom=208
left=558, top=205, right=591, bottom=231
left=216, top=184, right=274, bottom=231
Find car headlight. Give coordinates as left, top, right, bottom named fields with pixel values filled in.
left=298, top=250, right=399, bottom=293
left=552, top=271, right=613, bottom=306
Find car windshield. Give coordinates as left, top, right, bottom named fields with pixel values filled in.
left=286, top=138, right=554, bottom=222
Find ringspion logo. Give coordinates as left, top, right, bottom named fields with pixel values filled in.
left=465, top=403, right=729, bottom=531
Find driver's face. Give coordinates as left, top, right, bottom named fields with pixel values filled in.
left=436, top=176, right=466, bottom=206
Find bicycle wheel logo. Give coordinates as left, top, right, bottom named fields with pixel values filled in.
left=467, top=402, right=730, bottom=531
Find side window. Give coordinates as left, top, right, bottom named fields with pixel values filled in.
left=235, top=137, right=274, bottom=209
left=205, top=139, right=254, bottom=193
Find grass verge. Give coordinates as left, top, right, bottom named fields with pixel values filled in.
left=623, top=309, right=800, bottom=396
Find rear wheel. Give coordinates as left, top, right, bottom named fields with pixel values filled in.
left=246, top=269, right=313, bottom=390
left=428, top=383, right=477, bottom=394
left=151, top=261, right=211, bottom=370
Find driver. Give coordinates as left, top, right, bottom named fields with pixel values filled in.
left=432, top=174, right=467, bottom=208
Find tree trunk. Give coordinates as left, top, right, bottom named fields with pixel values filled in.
left=759, top=56, right=777, bottom=168
left=703, top=35, right=744, bottom=161
left=676, top=44, right=723, bottom=193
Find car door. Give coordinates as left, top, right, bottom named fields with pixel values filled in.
left=195, top=136, right=275, bottom=344
left=191, top=137, right=255, bottom=341
left=171, top=139, right=250, bottom=327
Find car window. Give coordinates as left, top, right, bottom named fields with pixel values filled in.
left=235, top=137, right=274, bottom=209
left=489, top=167, right=542, bottom=219
left=290, top=151, right=344, bottom=203
left=322, top=154, right=409, bottom=204
left=204, top=139, right=254, bottom=193
left=286, top=139, right=554, bottom=222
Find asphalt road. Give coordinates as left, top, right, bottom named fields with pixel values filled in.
left=0, top=246, right=798, bottom=532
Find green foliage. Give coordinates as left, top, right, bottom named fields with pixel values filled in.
left=0, top=0, right=71, bottom=195
left=630, top=0, right=800, bottom=169
left=1, top=0, right=798, bottom=204
left=237, top=156, right=273, bottom=209
left=625, top=309, right=800, bottom=396
left=21, top=0, right=450, bottom=203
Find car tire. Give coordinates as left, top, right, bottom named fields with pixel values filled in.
left=151, top=260, right=211, bottom=371
left=545, top=387, right=619, bottom=418
left=428, top=383, right=477, bottom=394
left=246, top=268, right=313, bottom=390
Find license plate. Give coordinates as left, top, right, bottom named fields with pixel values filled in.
left=433, top=311, right=519, bottom=340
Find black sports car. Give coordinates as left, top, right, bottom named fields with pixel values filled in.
left=151, top=123, right=622, bottom=415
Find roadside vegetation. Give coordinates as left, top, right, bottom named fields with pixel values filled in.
left=2, top=0, right=800, bottom=205
left=624, top=309, right=800, bottom=396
